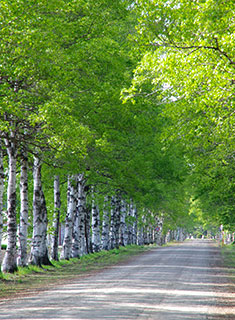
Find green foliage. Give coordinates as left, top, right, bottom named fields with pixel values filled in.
left=126, top=0, right=235, bottom=230
left=221, top=244, right=235, bottom=269
left=3, top=0, right=230, bottom=236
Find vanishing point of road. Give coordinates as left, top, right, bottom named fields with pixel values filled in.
left=0, top=240, right=234, bottom=319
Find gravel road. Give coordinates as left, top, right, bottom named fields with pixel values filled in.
left=0, top=240, right=234, bottom=319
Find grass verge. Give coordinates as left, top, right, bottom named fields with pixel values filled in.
left=221, top=243, right=235, bottom=269
left=0, top=245, right=153, bottom=300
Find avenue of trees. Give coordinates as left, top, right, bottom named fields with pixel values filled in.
left=0, top=0, right=234, bottom=273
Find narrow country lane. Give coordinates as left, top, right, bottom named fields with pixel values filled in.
left=0, top=240, right=234, bottom=320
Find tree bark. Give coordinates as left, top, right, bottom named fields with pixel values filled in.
left=40, top=188, right=51, bottom=265
left=72, top=174, right=87, bottom=257
left=29, top=157, right=51, bottom=266
left=85, top=206, right=92, bottom=254
left=91, top=189, right=101, bottom=253
left=51, top=175, right=61, bottom=261
left=131, top=201, right=138, bottom=245
left=127, top=202, right=133, bottom=245
left=149, top=226, right=154, bottom=244
left=120, top=200, right=128, bottom=246
left=109, top=196, right=116, bottom=250
left=0, top=142, right=4, bottom=254
left=2, top=140, right=18, bottom=273
left=155, top=217, right=163, bottom=246
left=72, top=205, right=79, bottom=258
left=143, top=227, right=148, bottom=244
left=138, top=215, right=144, bottom=245
left=114, top=195, right=121, bottom=249
left=61, top=175, right=77, bottom=260
left=101, top=196, right=110, bottom=250
left=17, top=153, right=29, bottom=267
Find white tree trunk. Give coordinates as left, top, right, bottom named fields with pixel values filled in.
left=84, top=207, right=91, bottom=253
left=61, top=175, right=77, bottom=260
left=78, top=178, right=87, bottom=256
left=40, top=187, right=51, bottom=265
left=2, top=140, right=18, bottom=273
left=101, top=196, right=110, bottom=250
left=178, top=228, right=186, bottom=242
left=155, top=217, right=164, bottom=246
left=51, top=175, right=61, bottom=261
left=0, top=143, right=4, bottom=253
left=149, top=226, right=154, bottom=244
left=17, top=154, right=29, bottom=267
left=127, top=202, right=133, bottom=245
left=72, top=174, right=86, bottom=258
left=145, top=227, right=149, bottom=244
left=114, top=195, right=121, bottom=249
left=143, top=215, right=150, bottom=245
left=165, top=230, right=171, bottom=243
left=138, top=215, right=145, bottom=245
left=109, top=196, right=116, bottom=249
left=91, top=189, right=101, bottom=253
left=72, top=207, right=79, bottom=258
left=120, top=200, right=127, bottom=246
left=131, top=201, right=138, bottom=245
left=29, top=157, right=51, bottom=266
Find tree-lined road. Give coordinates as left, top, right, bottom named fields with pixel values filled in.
left=0, top=240, right=234, bottom=319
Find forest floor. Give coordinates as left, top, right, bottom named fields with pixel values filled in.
left=0, top=240, right=234, bottom=319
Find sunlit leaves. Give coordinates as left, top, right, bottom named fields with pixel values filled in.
left=127, top=0, right=235, bottom=228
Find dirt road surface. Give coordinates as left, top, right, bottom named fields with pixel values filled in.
left=0, top=240, right=234, bottom=319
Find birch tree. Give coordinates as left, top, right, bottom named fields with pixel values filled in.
left=61, top=176, right=77, bottom=260
left=71, top=174, right=87, bottom=258
left=1, top=137, right=18, bottom=273
left=85, top=206, right=92, bottom=254
left=114, top=195, right=121, bottom=249
left=101, top=196, right=110, bottom=251
left=127, top=203, right=134, bottom=245
left=0, top=142, right=5, bottom=253
left=29, top=157, right=51, bottom=267
left=17, top=151, right=29, bottom=267
left=137, top=219, right=144, bottom=246
left=72, top=208, right=80, bottom=258
left=120, top=200, right=128, bottom=246
left=77, top=174, right=87, bottom=257
left=0, top=1, right=66, bottom=270
left=131, top=202, right=138, bottom=245
left=51, top=175, right=61, bottom=261
left=155, top=217, right=164, bottom=246
left=109, top=196, right=116, bottom=250
left=91, top=189, right=101, bottom=253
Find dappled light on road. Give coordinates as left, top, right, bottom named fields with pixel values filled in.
left=0, top=240, right=234, bottom=319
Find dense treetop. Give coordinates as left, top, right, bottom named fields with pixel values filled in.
left=124, top=0, right=235, bottom=229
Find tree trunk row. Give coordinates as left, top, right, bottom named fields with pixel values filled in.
left=1, top=161, right=185, bottom=272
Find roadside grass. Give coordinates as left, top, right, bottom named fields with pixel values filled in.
left=0, top=245, right=153, bottom=299
left=221, top=243, right=235, bottom=269
left=221, top=243, right=235, bottom=288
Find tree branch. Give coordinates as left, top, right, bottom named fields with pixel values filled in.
left=151, top=40, right=235, bottom=66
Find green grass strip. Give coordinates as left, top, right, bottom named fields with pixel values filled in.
left=221, top=243, right=235, bottom=269
left=0, top=245, right=153, bottom=299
